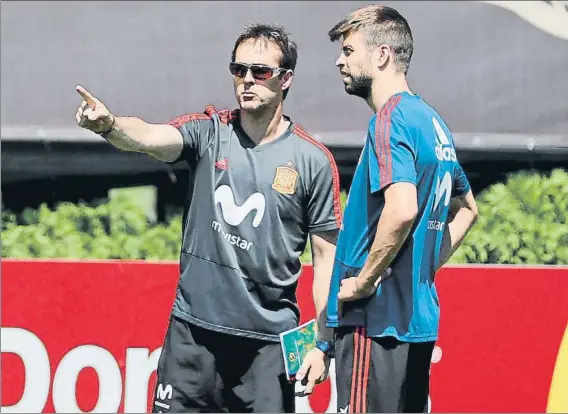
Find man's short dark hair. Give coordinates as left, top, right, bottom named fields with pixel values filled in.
left=328, top=5, right=413, bottom=75
left=231, top=23, right=298, bottom=99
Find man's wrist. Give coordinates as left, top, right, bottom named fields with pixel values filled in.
left=355, top=275, right=372, bottom=292
left=315, top=339, right=335, bottom=358
left=99, top=114, right=116, bottom=137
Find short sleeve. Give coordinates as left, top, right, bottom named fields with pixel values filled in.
left=166, top=112, right=215, bottom=165
left=452, top=163, right=471, bottom=197
left=368, top=112, right=417, bottom=193
left=307, top=155, right=343, bottom=232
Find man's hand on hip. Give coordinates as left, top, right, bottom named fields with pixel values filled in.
left=337, top=268, right=392, bottom=302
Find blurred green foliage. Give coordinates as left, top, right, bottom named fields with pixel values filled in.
left=2, top=169, right=567, bottom=265
left=448, top=168, right=568, bottom=265
left=1, top=193, right=181, bottom=260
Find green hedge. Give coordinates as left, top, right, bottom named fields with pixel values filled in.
left=448, top=168, right=568, bottom=265
left=2, top=169, right=567, bottom=265
left=1, top=195, right=182, bottom=260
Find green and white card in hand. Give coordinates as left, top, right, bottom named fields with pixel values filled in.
left=279, top=319, right=317, bottom=381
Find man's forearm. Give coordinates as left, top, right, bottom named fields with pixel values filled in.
left=75, top=86, right=181, bottom=162
left=313, top=262, right=335, bottom=342
left=438, top=207, right=477, bottom=268
left=356, top=209, right=415, bottom=289
left=310, top=231, right=338, bottom=342
left=102, top=116, right=156, bottom=153
left=102, top=116, right=182, bottom=162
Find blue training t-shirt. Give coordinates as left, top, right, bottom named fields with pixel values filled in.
left=327, top=91, right=471, bottom=342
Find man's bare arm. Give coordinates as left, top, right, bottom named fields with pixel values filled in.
left=438, top=190, right=478, bottom=269
left=100, top=117, right=183, bottom=162
left=75, top=85, right=183, bottom=162
left=310, top=230, right=338, bottom=342
left=294, top=230, right=337, bottom=395
left=355, top=182, right=418, bottom=290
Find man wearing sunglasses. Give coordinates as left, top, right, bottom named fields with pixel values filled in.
left=75, top=23, right=340, bottom=413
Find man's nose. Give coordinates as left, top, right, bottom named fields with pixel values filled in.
left=243, top=68, right=256, bottom=83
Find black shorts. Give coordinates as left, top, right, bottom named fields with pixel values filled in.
left=335, top=327, right=435, bottom=413
left=152, top=316, right=295, bottom=413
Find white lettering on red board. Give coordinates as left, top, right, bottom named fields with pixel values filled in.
left=1, top=328, right=441, bottom=413
left=1, top=328, right=344, bottom=413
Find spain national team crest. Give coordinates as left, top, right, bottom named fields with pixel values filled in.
left=272, top=161, right=298, bottom=195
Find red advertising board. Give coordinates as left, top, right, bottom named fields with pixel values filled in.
left=1, top=260, right=567, bottom=413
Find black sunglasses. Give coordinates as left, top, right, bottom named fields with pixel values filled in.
left=229, top=62, right=288, bottom=81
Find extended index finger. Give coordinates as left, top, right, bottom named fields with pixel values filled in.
left=76, top=85, right=97, bottom=108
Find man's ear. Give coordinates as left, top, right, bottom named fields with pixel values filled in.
left=281, top=70, right=294, bottom=92
left=375, top=44, right=392, bottom=70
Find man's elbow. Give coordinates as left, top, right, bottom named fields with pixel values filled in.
left=393, top=204, right=418, bottom=227
left=384, top=183, right=418, bottom=226
left=470, top=208, right=479, bottom=226
left=383, top=206, right=417, bottom=231
left=468, top=199, right=479, bottom=225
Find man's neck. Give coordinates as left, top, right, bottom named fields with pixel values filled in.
left=239, top=103, right=289, bottom=146
left=366, top=74, right=412, bottom=113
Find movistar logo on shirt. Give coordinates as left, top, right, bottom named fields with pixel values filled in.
left=214, top=185, right=266, bottom=227
left=428, top=171, right=453, bottom=232
left=211, top=185, right=266, bottom=251
left=154, top=383, right=173, bottom=411
left=432, top=171, right=452, bottom=212
left=432, top=117, right=457, bottom=162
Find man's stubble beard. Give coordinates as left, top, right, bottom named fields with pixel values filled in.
left=240, top=102, right=266, bottom=115
left=345, top=74, right=373, bottom=100
left=239, top=97, right=281, bottom=120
